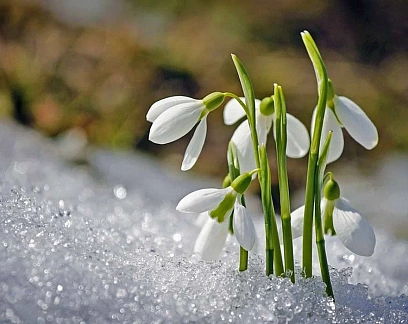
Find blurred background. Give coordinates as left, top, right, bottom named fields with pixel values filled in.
left=1, top=0, right=408, bottom=226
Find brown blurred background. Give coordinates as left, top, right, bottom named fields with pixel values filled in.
left=1, top=0, right=407, bottom=195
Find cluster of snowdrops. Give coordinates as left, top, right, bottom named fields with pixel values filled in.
left=146, top=31, right=378, bottom=299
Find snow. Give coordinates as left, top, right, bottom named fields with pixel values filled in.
left=0, top=120, right=407, bottom=323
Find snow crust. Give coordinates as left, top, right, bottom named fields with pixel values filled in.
left=0, top=121, right=407, bottom=323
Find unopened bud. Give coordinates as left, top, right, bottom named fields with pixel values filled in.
left=260, top=97, right=274, bottom=116
left=324, top=176, right=340, bottom=201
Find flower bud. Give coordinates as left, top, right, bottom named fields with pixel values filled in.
left=324, top=176, right=340, bottom=201
left=202, top=92, right=226, bottom=112
left=260, top=97, right=274, bottom=116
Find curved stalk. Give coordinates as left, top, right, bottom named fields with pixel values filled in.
left=230, top=56, right=283, bottom=276
left=314, top=175, right=334, bottom=298
left=301, top=31, right=328, bottom=278
left=227, top=141, right=249, bottom=271
left=274, top=84, right=295, bottom=282
left=314, top=132, right=334, bottom=298
left=259, top=145, right=284, bottom=276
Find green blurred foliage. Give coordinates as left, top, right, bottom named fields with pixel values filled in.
left=0, top=0, right=408, bottom=190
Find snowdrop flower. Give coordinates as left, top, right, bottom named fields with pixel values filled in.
left=147, top=92, right=225, bottom=171
left=313, top=80, right=378, bottom=163
left=223, top=97, right=310, bottom=173
left=193, top=215, right=230, bottom=260
left=291, top=176, right=376, bottom=256
left=177, top=172, right=257, bottom=259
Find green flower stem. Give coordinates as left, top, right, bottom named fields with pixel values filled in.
left=259, top=145, right=284, bottom=276
left=230, top=55, right=259, bottom=170
left=314, top=164, right=332, bottom=295
left=302, top=154, right=318, bottom=278
left=239, top=248, right=249, bottom=271
left=231, top=54, right=256, bottom=122
left=230, top=55, right=283, bottom=276
left=223, top=93, right=250, bottom=118
left=224, top=92, right=260, bottom=169
left=227, top=141, right=249, bottom=271
left=301, top=31, right=328, bottom=278
left=239, top=192, right=249, bottom=272
left=315, top=132, right=334, bottom=298
left=273, top=84, right=295, bottom=282
left=314, top=175, right=334, bottom=298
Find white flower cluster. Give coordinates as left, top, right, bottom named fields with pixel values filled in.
left=146, top=79, right=378, bottom=260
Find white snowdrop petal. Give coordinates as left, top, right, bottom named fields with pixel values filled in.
left=320, top=197, right=328, bottom=218
left=233, top=204, right=256, bottom=251
left=176, top=187, right=232, bottom=213
left=223, top=97, right=247, bottom=125
left=194, top=212, right=209, bottom=227
left=254, top=99, right=262, bottom=109
left=311, top=108, right=343, bottom=164
left=335, top=96, right=378, bottom=150
left=286, top=114, right=310, bottom=158
left=194, top=218, right=229, bottom=260
left=256, top=113, right=272, bottom=146
left=333, top=197, right=376, bottom=256
left=149, top=102, right=203, bottom=144
left=230, top=120, right=256, bottom=173
left=291, top=205, right=305, bottom=239
left=319, top=108, right=344, bottom=163
left=181, top=117, right=207, bottom=171
left=147, top=96, right=198, bottom=122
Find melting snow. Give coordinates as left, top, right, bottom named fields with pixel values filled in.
left=0, top=121, right=407, bottom=323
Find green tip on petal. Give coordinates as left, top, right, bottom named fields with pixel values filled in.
left=209, top=192, right=236, bottom=222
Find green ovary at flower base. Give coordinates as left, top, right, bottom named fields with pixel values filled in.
left=291, top=174, right=376, bottom=257
left=146, top=92, right=226, bottom=171
left=223, top=97, right=310, bottom=174
left=176, top=171, right=258, bottom=260
left=312, top=79, right=379, bottom=164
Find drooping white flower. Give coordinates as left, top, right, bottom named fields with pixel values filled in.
left=147, top=93, right=225, bottom=171
left=177, top=171, right=254, bottom=217
left=291, top=197, right=376, bottom=256
left=232, top=203, right=256, bottom=251
left=313, top=90, right=378, bottom=164
left=147, top=96, right=205, bottom=144
left=177, top=172, right=257, bottom=260
left=223, top=97, right=310, bottom=173
left=177, top=186, right=235, bottom=215
left=194, top=215, right=230, bottom=260
left=193, top=202, right=257, bottom=260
